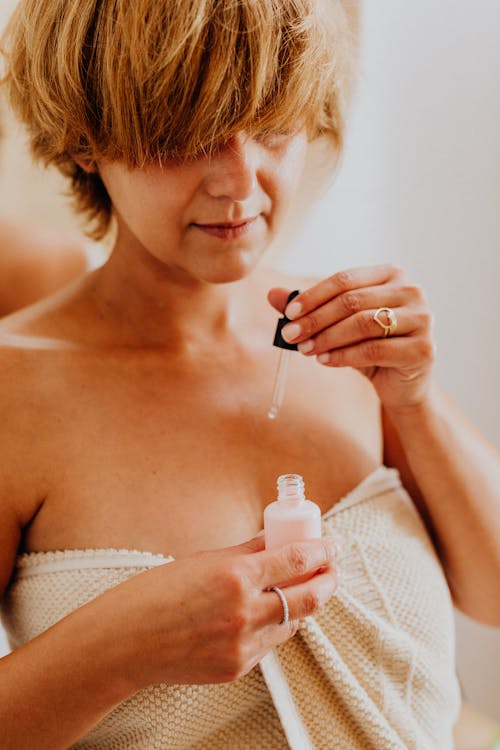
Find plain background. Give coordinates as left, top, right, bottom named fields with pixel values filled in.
left=1, top=0, right=499, bottom=718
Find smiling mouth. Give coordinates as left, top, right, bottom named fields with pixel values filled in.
left=192, top=216, right=259, bottom=239
left=194, top=218, right=257, bottom=229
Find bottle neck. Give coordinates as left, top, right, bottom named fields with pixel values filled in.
left=277, top=474, right=305, bottom=504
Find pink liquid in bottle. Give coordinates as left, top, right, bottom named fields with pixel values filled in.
left=264, top=474, right=322, bottom=549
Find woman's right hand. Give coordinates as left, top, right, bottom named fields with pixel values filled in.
left=110, top=534, right=339, bottom=690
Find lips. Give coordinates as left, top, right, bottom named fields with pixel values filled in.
left=195, top=218, right=256, bottom=229
left=192, top=216, right=259, bottom=240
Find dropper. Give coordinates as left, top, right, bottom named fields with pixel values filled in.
left=268, top=290, right=300, bottom=420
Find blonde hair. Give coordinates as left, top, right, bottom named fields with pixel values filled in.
left=1, top=0, right=359, bottom=240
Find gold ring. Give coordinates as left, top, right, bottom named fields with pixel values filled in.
left=373, top=307, right=397, bottom=337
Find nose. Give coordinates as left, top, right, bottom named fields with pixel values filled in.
left=203, top=132, right=258, bottom=201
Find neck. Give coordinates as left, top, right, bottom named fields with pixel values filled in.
left=91, top=233, right=255, bottom=352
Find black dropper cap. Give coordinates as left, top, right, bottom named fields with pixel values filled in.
left=273, top=290, right=301, bottom=351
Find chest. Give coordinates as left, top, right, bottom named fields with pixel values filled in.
left=21, top=350, right=382, bottom=557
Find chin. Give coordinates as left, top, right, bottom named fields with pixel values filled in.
left=202, top=264, right=257, bottom=285
left=197, top=246, right=268, bottom=285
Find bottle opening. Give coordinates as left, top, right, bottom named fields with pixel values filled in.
left=277, top=474, right=305, bottom=502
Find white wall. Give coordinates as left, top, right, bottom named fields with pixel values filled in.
left=1, top=0, right=499, bottom=719
left=275, top=0, right=500, bottom=718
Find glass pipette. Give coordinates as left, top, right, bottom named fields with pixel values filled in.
left=268, top=348, right=291, bottom=420
left=267, top=289, right=300, bottom=420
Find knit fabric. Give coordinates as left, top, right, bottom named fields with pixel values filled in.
left=0, top=466, right=460, bottom=749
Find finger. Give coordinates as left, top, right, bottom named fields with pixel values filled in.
left=267, top=287, right=293, bottom=315
left=215, top=533, right=267, bottom=557
left=282, top=265, right=402, bottom=321
left=251, top=538, right=338, bottom=590
left=296, top=306, right=431, bottom=356
left=314, top=335, right=436, bottom=371
left=280, top=284, right=415, bottom=344
left=259, top=567, right=339, bottom=629
left=237, top=533, right=267, bottom=554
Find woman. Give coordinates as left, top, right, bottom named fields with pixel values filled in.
left=0, top=1, right=498, bottom=748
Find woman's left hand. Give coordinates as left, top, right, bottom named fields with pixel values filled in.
left=268, top=264, right=436, bottom=414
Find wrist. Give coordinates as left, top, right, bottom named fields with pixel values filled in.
left=382, top=381, right=441, bottom=427
left=82, top=581, right=148, bottom=699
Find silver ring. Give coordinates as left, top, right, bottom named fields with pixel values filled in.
left=269, top=586, right=289, bottom=625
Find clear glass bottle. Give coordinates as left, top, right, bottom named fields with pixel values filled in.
left=264, top=474, right=322, bottom=549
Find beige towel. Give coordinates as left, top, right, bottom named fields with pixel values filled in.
left=1, top=466, right=460, bottom=749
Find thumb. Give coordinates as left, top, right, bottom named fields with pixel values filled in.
left=267, top=287, right=293, bottom=315
left=196, top=531, right=266, bottom=560
left=235, top=531, right=266, bottom=554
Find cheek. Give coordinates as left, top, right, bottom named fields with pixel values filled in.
left=100, top=165, right=189, bottom=238
left=272, top=140, right=308, bottom=210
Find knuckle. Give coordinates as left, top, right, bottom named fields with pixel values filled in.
left=302, top=589, right=321, bottom=616
left=303, top=311, right=320, bottom=336
left=341, top=292, right=361, bottom=315
left=364, top=340, right=381, bottom=362
left=390, top=263, right=406, bottom=278
left=287, top=546, right=309, bottom=577
left=223, top=609, right=250, bottom=638
left=402, top=283, right=424, bottom=300
left=331, top=269, right=354, bottom=292
left=417, top=309, right=433, bottom=329
left=418, top=339, right=435, bottom=360
left=223, top=567, right=248, bottom=601
left=358, top=311, right=375, bottom=336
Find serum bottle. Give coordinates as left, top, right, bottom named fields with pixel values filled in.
left=264, top=474, right=322, bottom=549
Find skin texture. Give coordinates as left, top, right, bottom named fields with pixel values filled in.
left=0, top=128, right=499, bottom=748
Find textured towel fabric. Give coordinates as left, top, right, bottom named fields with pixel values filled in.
left=0, top=466, right=460, bottom=749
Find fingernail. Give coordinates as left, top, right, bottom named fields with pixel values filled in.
left=318, top=353, right=330, bottom=364
left=285, top=301, right=302, bottom=320
left=297, top=339, right=314, bottom=354
left=282, top=323, right=301, bottom=342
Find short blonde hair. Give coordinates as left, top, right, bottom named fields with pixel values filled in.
left=1, top=0, right=359, bottom=239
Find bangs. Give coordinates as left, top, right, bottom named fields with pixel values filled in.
left=3, top=0, right=355, bottom=165
left=1, top=0, right=358, bottom=237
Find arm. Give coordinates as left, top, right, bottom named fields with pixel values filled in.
left=268, top=265, right=500, bottom=625
left=382, top=384, right=500, bottom=626
left=0, top=480, right=132, bottom=749
left=0, top=589, right=138, bottom=750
